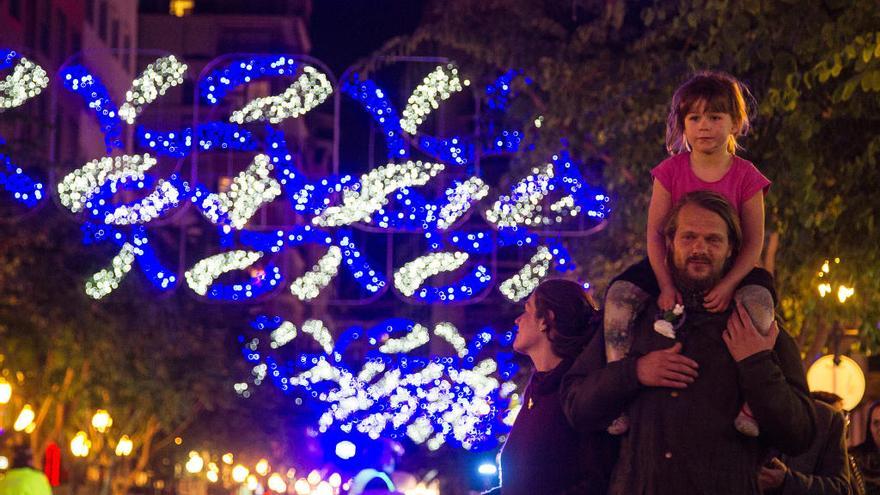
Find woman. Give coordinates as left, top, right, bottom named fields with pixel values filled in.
left=853, top=401, right=880, bottom=495
left=487, top=279, right=616, bottom=495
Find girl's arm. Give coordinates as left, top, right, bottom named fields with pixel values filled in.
left=704, top=192, right=765, bottom=312
left=646, top=180, right=678, bottom=309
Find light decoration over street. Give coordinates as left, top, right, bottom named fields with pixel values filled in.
left=4, top=50, right=613, bottom=451
left=118, top=55, right=188, bottom=124
left=0, top=51, right=49, bottom=109
left=241, top=315, right=520, bottom=450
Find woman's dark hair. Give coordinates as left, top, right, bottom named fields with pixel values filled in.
left=861, top=401, right=880, bottom=451
left=532, top=279, right=600, bottom=360
left=12, top=444, right=34, bottom=468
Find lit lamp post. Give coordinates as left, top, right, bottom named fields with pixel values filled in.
left=807, top=258, right=863, bottom=410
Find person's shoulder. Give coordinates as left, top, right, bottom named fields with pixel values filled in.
left=653, top=152, right=687, bottom=171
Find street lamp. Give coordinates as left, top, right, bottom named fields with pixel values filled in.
left=13, top=404, right=34, bottom=431
left=115, top=435, right=133, bottom=457
left=91, top=409, right=113, bottom=433
left=71, top=431, right=91, bottom=457
left=232, top=464, right=249, bottom=483
left=0, top=378, right=11, bottom=404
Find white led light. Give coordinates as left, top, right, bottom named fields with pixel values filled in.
left=378, top=324, right=429, bottom=353
left=434, top=322, right=467, bottom=357
left=302, top=319, right=334, bottom=354
left=485, top=164, right=555, bottom=228
left=229, top=66, right=332, bottom=124
left=58, top=154, right=158, bottom=213
left=118, top=55, right=188, bottom=124
left=200, top=154, right=281, bottom=229
left=0, top=57, right=49, bottom=109
left=270, top=322, right=297, bottom=349
left=85, top=242, right=137, bottom=299
left=400, top=65, right=464, bottom=134
left=393, top=252, right=468, bottom=297
left=290, top=246, right=342, bottom=301
left=313, top=161, right=444, bottom=227
left=434, top=178, right=489, bottom=230
left=499, top=246, right=553, bottom=301
left=104, top=179, right=181, bottom=225
left=185, top=250, right=263, bottom=296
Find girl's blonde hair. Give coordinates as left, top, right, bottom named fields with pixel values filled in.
left=665, top=71, right=753, bottom=155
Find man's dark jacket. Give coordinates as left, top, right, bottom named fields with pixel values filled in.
left=771, top=400, right=853, bottom=495
left=561, top=304, right=816, bottom=495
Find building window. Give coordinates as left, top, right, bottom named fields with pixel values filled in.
left=123, top=35, right=131, bottom=70
left=56, top=10, right=67, bottom=63
left=85, top=0, right=94, bottom=23
left=9, top=0, right=21, bottom=20
left=170, top=0, right=195, bottom=17
left=98, top=1, right=108, bottom=41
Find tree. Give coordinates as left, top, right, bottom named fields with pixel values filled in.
left=375, top=0, right=880, bottom=353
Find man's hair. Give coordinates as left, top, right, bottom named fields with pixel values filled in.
left=664, top=190, right=743, bottom=270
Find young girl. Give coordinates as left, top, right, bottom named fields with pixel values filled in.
left=604, top=71, right=775, bottom=436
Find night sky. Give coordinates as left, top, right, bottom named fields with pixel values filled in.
left=309, top=0, right=425, bottom=76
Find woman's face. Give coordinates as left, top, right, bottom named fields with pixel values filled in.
left=871, top=407, right=880, bottom=448
left=513, top=294, right=547, bottom=355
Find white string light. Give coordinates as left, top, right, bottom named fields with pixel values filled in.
left=118, top=55, right=188, bottom=124
left=378, top=324, right=430, bottom=354
left=485, top=164, right=554, bottom=228
left=103, top=179, right=181, bottom=225
left=434, top=322, right=467, bottom=357
left=313, top=161, right=444, bottom=227
left=0, top=57, right=49, bottom=109
left=302, top=319, right=334, bottom=354
left=399, top=65, right=467, bottom=134
left=58, top=154, right=157, bottom=214
left=393, top=252, right=469, bottom=297
left=434, top=178, right=489, bottom=230
left=270, top=322, right=297, bottom=349
left=200, top=154, right=281, bottom=229
left=85, top=242, right=137, bottom=299
left=499, top=246, right=553, bottom=301
left=229, top=66, right=332, bottom=124
left=289, top=246, right=342, bottom=301
left=185, top=250, right=263, bottom=296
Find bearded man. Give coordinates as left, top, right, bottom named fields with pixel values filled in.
left=562, top=190, right=815, bottom=495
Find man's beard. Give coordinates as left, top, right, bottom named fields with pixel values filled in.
left=670, top=253, right=723, bottom=296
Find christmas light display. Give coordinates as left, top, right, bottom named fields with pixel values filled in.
left=85, top=242, right=137, bottom=299
left=118, top=55, right=188, bottom=124
left=498, top=246, right=553, bottom=302
left=400, top=65, right=467, bottom=135
left=242, top=316, right=520, bottom=450
left=290, top=246, right=342, bottom=301
left=185, top=250, right=264, bottom=296
left=393, top=252, right=469, bottom=297
left=229, top=66, right=332, bottom=124
left=199, top=154, right=281, bottom=229
left=0, top=51, right=49, bottom=109
left=58, top=154, right=158, bottom=214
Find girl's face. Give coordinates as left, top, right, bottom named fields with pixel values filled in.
left=683, top=100, right=736, bottom=156
left=513, top=294, right=547, bottom=355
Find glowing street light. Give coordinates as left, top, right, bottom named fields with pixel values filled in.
left=838, top=285, right=855, bottom=304
left=0, top=378, right=11, bottom=404
left=13, top=404, right=35, bottom=431
left=268, top=473, right=287, bottom=493
left=222, top=453, right=234, bottom=465
left=115, top=435, right=133, bottom=457
left=91, top=409, right=113, bottom=433
left=255, top=458, right=270, bottom=476
left=70, top=431, right=91, bottom=457
left=232, top=464, right=249, bottom=483
left=185, top=451, right=204, bottom=473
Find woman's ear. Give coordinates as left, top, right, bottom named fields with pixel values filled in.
left=542, top=310, right=555, bottom=331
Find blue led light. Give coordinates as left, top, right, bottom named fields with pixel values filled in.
left=137, top=122, right=256, bottom=158
left=200, top=55, right=301, bottom=105
left=60, top=65, right=123, bottom=151
left=0, top=152, right=44, bottom=207
left=342, top=74, right=407, bottom=159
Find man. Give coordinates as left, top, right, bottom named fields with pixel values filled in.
left=562, top=191, right=815, bottom=495
left=759, top=391, right=859, bottom=495
left=0, top=445, right=53, bottom=495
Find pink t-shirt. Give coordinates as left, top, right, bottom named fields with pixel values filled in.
left=651, top=152, right=770, bottom=214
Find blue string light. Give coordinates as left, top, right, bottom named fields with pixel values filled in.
left=60, top=65, right=123, bottom=150
left=200, top=55, right=301, bottom=105
left=342, top=74, right=407, bottom=159
left=0, top=152, right=44, bottom=207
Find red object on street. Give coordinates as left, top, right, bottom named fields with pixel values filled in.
left=43, top=442, right=61, bottom=487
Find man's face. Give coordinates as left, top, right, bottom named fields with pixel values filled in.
left=668, top=203, right=733, bottom=292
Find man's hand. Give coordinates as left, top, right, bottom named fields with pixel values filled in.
left=636, top=342, right=699, bottom=388
left=757, top=457, right=787, bottom=491
left=722, top=303, right=779, bottom=362
left=703, top=279, right=735, bottom=312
